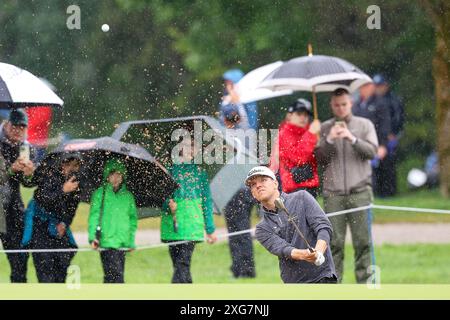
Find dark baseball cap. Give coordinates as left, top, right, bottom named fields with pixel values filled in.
left=288, top=98, right=312, bottom=116
left=8, top=109, right=28, bottom=127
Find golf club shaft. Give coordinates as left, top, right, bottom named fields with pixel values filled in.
left=279, top=207, right=314, bottom=251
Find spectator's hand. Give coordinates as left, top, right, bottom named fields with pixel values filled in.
left=206, top=232, right=217, bottom=244
left=56, top=222, right=66, bottom=237
left=224, top=119, right=236, bottom=129
left=338, top=127, right=355, bottom=142
left=327, top=125, right=343, bottom=141
left=291, top=248, right=316, bottom=262
left=11, top=159, right=25, bottom=173
left=63, top=176, right=79, bottom=193
left=91, top=239, right=99, bottom=250
left=22, top=160, right=35, bottom=177
left=168, top=199, right=177, bottom=214
left=308, top=120, right=321, bottom=135
left=377, top=145, right=388, bottom=160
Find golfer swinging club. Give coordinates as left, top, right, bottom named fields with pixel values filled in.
left=246, top=166, right=337, bottom=283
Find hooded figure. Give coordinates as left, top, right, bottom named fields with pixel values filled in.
left=88, top=158, right=138, bottom=283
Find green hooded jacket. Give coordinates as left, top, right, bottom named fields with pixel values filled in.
left=161, top=163, right=215, bottom=241
left=88, top=159, right=138, bottom=249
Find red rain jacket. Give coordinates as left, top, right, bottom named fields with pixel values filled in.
left=278, top=121, right=319, bottom=193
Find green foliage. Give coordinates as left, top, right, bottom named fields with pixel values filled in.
left=0, top=0, right=437, bottom=167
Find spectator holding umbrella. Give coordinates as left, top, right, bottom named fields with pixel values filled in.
left=0, top=109, right=36, bottom=283
left=88, top=159, right=138, bottom=283
left=21, top=153, right=82, bottom=283
left=316, top=88, right=378, bottom=283
left=277, top=98, right=321, bottom=198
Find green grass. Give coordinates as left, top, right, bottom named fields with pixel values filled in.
left=371, top=189, right=450, bottom=223
left=1, top=242, right=449, bottom=284
left=20, top=188, right=450, bottom=232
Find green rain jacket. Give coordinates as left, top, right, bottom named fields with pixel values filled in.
left=161, top=163, right=215, bottom=241
left=88, top=159, right=138, bottom=249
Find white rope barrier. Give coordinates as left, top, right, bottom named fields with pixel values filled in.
left=371, top=204, right=450, bottom=215
left=326, top=205, right=373, bottom=217
left=0, top=229, right=258, bottom=254
left=1, top=204, right=450, bottom=254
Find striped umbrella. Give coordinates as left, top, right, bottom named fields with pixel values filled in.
left=0, top=62, right=63, bottom=108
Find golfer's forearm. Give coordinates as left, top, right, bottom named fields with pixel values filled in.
left=256, top=227, right=296, bottom=259
left=315, top=239, right=327, bottom=254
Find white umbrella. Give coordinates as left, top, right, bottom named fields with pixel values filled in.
left=0, top=62, right=64, bottom=108
left=236, top=61, right=293, bottom=104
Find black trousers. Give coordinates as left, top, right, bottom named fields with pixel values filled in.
left=100, top=249, right=126, bottom=283
left=373, top=153, right=397, bottom=197
left=0, top=232, right=29, bottom=283
left=0, top=202, right=29, bottom=283
left=316, top=275, right=338, bottom=284
left=168, top=241, right=195, bottom=283
left=224, top=187, right=256, bottom=278
left=32, top=251, right=75, bottom=283
left=30, top=222, right=76, bottom=283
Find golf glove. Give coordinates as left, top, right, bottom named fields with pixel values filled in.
left=315, top=251, right=325, bottom=266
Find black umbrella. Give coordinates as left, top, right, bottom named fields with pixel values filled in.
left=35, top=137, right=178, bottom=208
left=258, top=45, right=372, bottom=119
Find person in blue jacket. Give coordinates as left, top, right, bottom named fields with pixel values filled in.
left=221, top=68, right=259, bottom=130
left=219, top=69, right=259, bottom=278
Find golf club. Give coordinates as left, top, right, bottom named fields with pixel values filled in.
left=274, top=198, right=314, bottom=251
left=274, top=198, right=325, bottom=266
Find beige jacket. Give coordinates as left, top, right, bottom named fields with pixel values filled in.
left=316, top=114, right=378, bottom=196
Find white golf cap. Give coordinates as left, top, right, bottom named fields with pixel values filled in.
left=245, top=166, right=276, bottom=186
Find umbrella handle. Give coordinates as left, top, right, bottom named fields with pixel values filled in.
left=312, top=87, right=318, bottom=120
